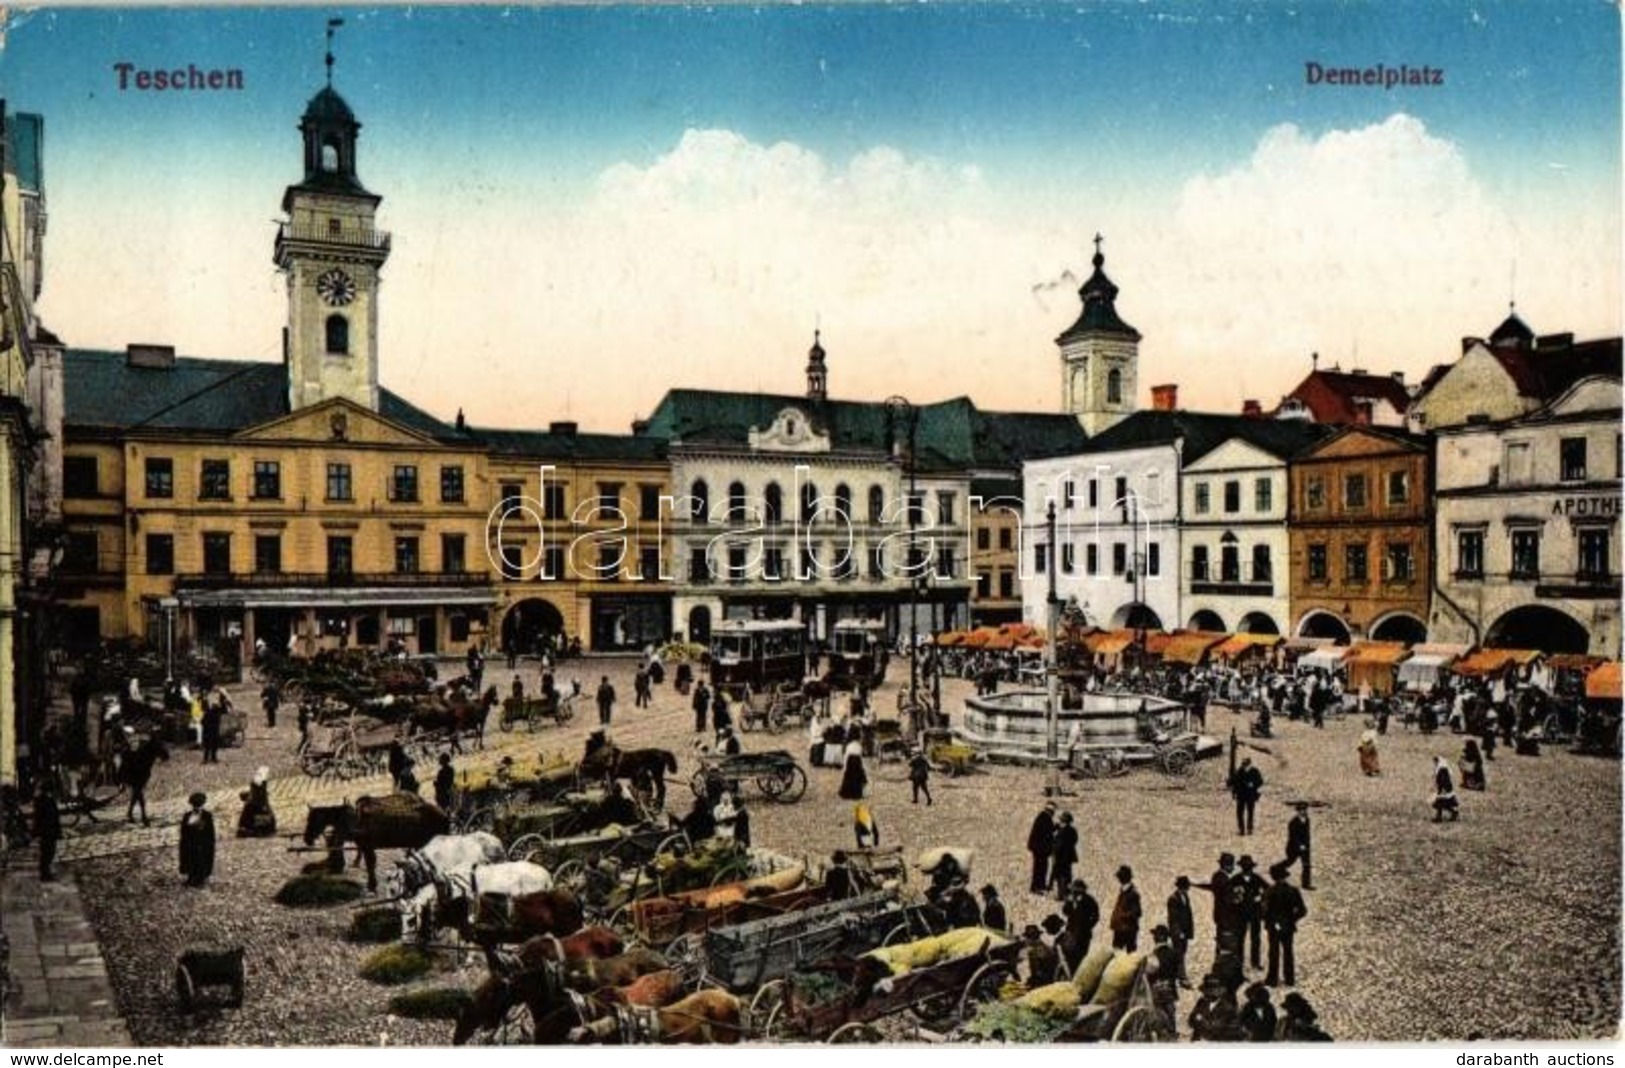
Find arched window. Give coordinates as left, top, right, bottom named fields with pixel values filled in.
left=801, top=482, right=819, bottom=524
left=321, top=139, right=340, bottom=172
left=1107, top=368, right=1123, bottom=405
left=728, top=481, right=747, bottom=521
left=325, top=314, right=349, bottom=355
left=691, top=479, right=710, bottom=524
left=834, top=483, right=852, bottom=521
left=764, top=483, right=783, bottom=525
left=868, top=485, right=885, bottom=524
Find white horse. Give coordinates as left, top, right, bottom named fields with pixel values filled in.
left=393, top=832, right=506, bottom=940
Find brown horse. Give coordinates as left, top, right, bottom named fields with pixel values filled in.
left=579, top=738, right=678, bottom=808
left=454, top=965, right=686, bottom=1045
left=301, top=793, right=449, bottom=891
left=471, top=887, right=585, bottom=946
left=562, top=946, right=669, bottom=993
left=408, top=687, right=497, bottom=750
left=566, top=987, right=746, bottom=1044
left=486, top=926, right=624, bottom=976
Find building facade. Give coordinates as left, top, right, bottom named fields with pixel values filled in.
left=1287, top=426, right=1432, bottom=644
left=1430, top=374, right=1621, bottom=655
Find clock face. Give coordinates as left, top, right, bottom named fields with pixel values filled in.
left=315, top=268, right=357, bottom=307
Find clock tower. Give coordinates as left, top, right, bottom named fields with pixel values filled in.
left=1058, top=235, right=1141, bottom=436
left=274, top=79, right=390, bottom=412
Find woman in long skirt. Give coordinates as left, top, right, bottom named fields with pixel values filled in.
left=1356, top=730, right=1381, bottom=776
left=838, top=736, right=868, bottom=800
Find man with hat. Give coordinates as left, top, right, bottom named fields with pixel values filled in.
left=1198, top=852, right=1241, bottom=954
left=1147, top=925, right=1181, bottom=1035
left=1049, top=810, right=1079, bottom=899
left=1239, top=981, right=1278, bottom=1042
left=1109, top=865, right=1142, bottom=952
left=33, top=781, right=62, bottom=882
left=1278, top=992, right=1332, bottom=1041
left=1022, top=922, right=1060, bottom=986
left=824, top=850, right=853, bottom=901
left=1229, top=756, right=1264, bottom=835
left=1234, top=855, right=1267, bottom=972
left=979, top=884, right=1008, bottom=933
left=1167, top=875, right=1196, bottom=986
left=179, top=792, right=216, bottom=888
left=1264, top=862, right=1307, bottom=987
left=1058, top=879, right=1099, bottom=973
left=1284, top=801, right=1313, bottom=890
left=1026, top=801, right=1056, bottom=894
left=1188, top=973, right=1242, bottom=1041
left=942, top=877, right=982, bottom=929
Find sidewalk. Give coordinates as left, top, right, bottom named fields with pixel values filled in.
left=1, top=861, right=133, bottom=1047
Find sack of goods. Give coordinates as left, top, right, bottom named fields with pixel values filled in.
left=915, top=846, right=976, bottom=875
left=861, top=927, right=1011, bottom=976
left=1091, top=951, right=1147, bottom=1006
left=1014, top=981, right=1083, bottom=1019
left=1070, top=944, right=1116, bottom=1001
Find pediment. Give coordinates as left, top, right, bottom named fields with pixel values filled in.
left=235, top=398, right=438, bottom=447
left=1302, top=426, right=1420, bottom=460
left=1184, top=438, right=1282, bottom=473
left=747, top=407, right=832, bottom=454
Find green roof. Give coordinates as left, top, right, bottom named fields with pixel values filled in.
left=472, top=426, right=666, bottom=463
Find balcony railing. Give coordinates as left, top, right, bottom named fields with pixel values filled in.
left=275, top=222, right=392, bottom=253
left=176, top=570, right=489, bottom=590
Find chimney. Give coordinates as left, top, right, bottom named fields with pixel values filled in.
left=455, top=408, right=466, bottom=432
left=1241, top=399, right=1263, bottom=419
left=126, top=343, right=176, bottom=369
left=549, top=421, right=578, bottom=436
left=1150, top=383, right=1178, bottom=412
left=1349, top=367, right=1368, bottom=376
left=1389, top=370, right=1404, bottom=385
left=631, top=419, right=650, bottom=435
left=1352, top=400, right=1373, bottom=426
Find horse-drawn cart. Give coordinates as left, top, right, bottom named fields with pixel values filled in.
left=738, top=684, right=820, bottom=734
left=499, top=691, right=578, bottom=733
left=690, top=751, right=807, bottom=804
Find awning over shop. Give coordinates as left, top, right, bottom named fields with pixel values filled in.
left=1212, top=634, right=1283, bottom=660
left=1585, top=662, right=1622, bottom=701
left=1142, top=632, right=1175, bottom=656
left=1083, top=630, right=1136, bottom=656
left=1546, top=654, right=1607, bottom=673
left=936, top=631, right=968, bottom=647
left=1345, top=642, right=1412, bottom=695
left=1298, top=647, right=1350, bottom=673
left=1396, top=644, right=1470, bottom=689
left=1163, top=632, right=1227, bottom=665
left=1453, top=648, right=1544, bottom=677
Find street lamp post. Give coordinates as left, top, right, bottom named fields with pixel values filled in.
left=884, top=396, right=920, bottom=736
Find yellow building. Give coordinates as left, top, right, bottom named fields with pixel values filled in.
left=55, top=82, right=670, bottom=666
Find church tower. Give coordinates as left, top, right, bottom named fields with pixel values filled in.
left=805, top=329, right=828, bottom=402
left=274, top=41, right=389, bottom=413
left=1057, top=235, right=1141, bottom=436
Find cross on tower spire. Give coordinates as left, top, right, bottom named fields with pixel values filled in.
left=325, top=17, right=345, bottom=88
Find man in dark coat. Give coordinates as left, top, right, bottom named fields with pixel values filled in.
left=1109, top=865, right=1142, bottom=952
left=1026, top=802, right=1056, bottom=894
left=824, top=851, right=853, bottom=901
left=1235, top=855, right=1267, bottom=972
left=1059, top=879, right=1099, bottom=973
left=1264, top=863, right=1307, bottom=987
left=1148, top=925, right=1181, bottom=1036
left=1022, top=924, right=1060, bottom=987
left=1199, top=852, right=1240, bottom=954
left=596, top=676, right=616, bottom=727
left=1229, top=757, right=1264, bottom=835
left=34, top=782, right=62, bottom=882
left=1049, top=811, right=1079, bottom=898
left=1284, top=801, right=1313, bottom=890
left=980, top=885, right=1008, bottom=932
left=434, top=753, right=456, bottom=812
left=711, top=689, right=733, bottom=736
left=1239, top=982, right=1277, bottom=1041
left=200, top=694, right=225, bottom=764
left=179, top=792, right=216, bottom=887
left=943, top=880, right=982, bottom=928
left=907, top=750, right=933, bottom=805
left=692, top=680, right=710, bottom=733
left=261, top=681, right=281, bottom=729
left=1167, top=875, right=1196, bottom=986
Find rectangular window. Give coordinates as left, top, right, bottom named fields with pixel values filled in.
left=976, top=527, right=991, bottom=551
left=1061, top=543, right=1075, bottom=574
left=639, top=546, right=661, bottom=581
left=327, top=536, right=353, bottom=578
left=869, top=545, right=885, bottom=580
left=1086, top=543, right=1099, bottom=576
left=440, top=465, right=465, bottom=503
left=1191, top=546, right=1209, bottom=581
left=1579, top=529, right=1610, bottom=580
left=1305, top=475, right=1325, bottom=511
left=599, top=540, right=623, bottom=580
left=1114, top=477, right=1128, bottom=510
left=1254, top=478, right=1272, bottom=514
left=1344, top=544, right=1368, bottom=583
left=764, top=546, right=785, bottom=581
left=1456, top=530, right=1484, bottom=578
left=640, top=484, right=662, bottom=521
left=1561, top=437, right=1587, bottom=482
left=1062, top=480, right=1076, bottom=509
left=1223, top=481, right=1241, bottom=514
left=1344, top=473, right=1367, bottom=509
left=906, top=493, right=926, bottom=524
left=543, top=484, right=566, bottom=521
left=937, top=491, right=955, bottom=526
left=327, top=462, right=353, bottom=501
left=254, top=534, right=282, bottom=574
left=145, top=534, right=174, bottom=576
left=998, top=527, right=1013, bottom=550
left=1034, top=543, right=1049, bottom=574
left=499, top=482, right=523, bottom=514
left=1251, top=544, right=1271, bottom=584
left=1384, top=542, right=1414, bottom=583
left=1147, top=542, right=1160, bottom=577
left=249, top=460, right=279, bottom=501
left=801, top=543, right=819, bottom=580
left=728, top=545, right=747, bottom=583
left=598, top=482, right=622, bottom=516
left=935, top=545, right=955, bottom=579
left=390, top=465, right=418, bottom=503
left=1112, top=542, right=1127, bottom=575
left=1221, top=545, right=1240, bottom=583
left=449, top=615, right=471, bottom=643
left=394, top=536, right=420, bottom=574
left=62, top=531, right=98, bottom=573
left=63, top=455, right=99, bottom=498
left=1386, top=470, right=1409, bottom=506
left=1307, top=544, right=1327, bottom=582
left=499, top=544, right=524, bottom=581
left=689, top=547, right=710, bottom=584
left=543, top=547, right=565, bottom=581
left=1087, top=479, right=1099, bottom=509
left=442, top=533, right=466, bottom=574
left=200, top=459, right=231, bottom=501
left=144, top=458, right=173, bottom=499
left=976, top=571, right=991, bottom=598
left=1194, top=482, right=1211, bottom=515
left=998, top=570, right=1014, bottom=599
left=202, top=532, right=231, bottom=575
left=1505, top=441, right=1532, bottom=485
left=1510, top=530, right=1540, bottom=580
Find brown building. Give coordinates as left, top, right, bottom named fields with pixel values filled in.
left=1288, top=425, right=1431, bottom=644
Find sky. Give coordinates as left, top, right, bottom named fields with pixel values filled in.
left=4, top=2, right=1620, bottom=431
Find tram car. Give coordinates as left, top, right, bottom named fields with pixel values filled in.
left=827, top=619, right=890, bottom=691
left=709, top=620, right=809, bottom=696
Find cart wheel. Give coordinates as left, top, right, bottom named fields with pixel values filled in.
left=710, top=860, right=748, bottom=887
left=881, top=922, right=914, bottom=947
left=556, top=700, right=575, bottom=724
left=748, top=980, right=785, bottom=1036
left=1112, top=1005, right=1172, bottom=1042
left=499, top=713, right=516, bottom=733
left=957, top=961, right=1012, bottom=1023
left=762, top=999, right=788, bottom=1040
left=1160, top=748, right=1194, bottom=777
left=175, top=964, right=196, bottom=1011
left=829, top=1022, right=884, bottom=1043
left=758, top=764, right=806, bottom=803
left=606, top=905, right=637, bottom=941
left=656, top=832, right=692, bottom=858
left=464, top=807, right=497, bottom=834
left=665, top=932, right=706, bottom=984
left=508, top=833, right=547, bottom=862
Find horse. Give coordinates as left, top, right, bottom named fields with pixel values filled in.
left=561, top=947, right=669, bottom=993
left=579, top=738, right=678, bottom=808
left=118, top=734, right=169, bottom=824
left=454, top=964, right=686, bottom=1046
left=407, top=686, right=497, bottom=751
left=398, top=849, right=544, bottom=942
left=565, top=987, right=746, bottom=1044
left=485, top=926, right=625, bottom=976
left=302, top=793, right=451, bottom=892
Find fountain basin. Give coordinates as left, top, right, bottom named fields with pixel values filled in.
left=959, top=689, right=1221, bottom=760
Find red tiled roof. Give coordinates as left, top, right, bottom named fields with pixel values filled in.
left=1277, top=369, right=1413, bottom=424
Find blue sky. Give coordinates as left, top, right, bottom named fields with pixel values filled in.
left=4, top=3, right=1619, bottom=426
